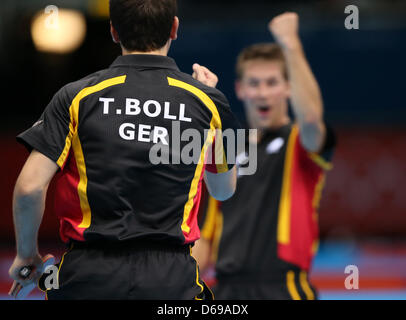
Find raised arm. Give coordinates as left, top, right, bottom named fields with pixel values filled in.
left=269, top=12, right=326, bottom=153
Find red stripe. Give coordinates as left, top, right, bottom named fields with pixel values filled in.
left=53, top=150, right=86, bottom=243
left=183, top=136, right=218, bottom=243
left=182, top=171, right=205, bottom=244
left=277, top=135, right=323, bottom=270
left=182, top=162, right=208, bottom=244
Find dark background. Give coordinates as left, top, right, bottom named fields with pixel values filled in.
left=1, top=0, right=405, bottom=244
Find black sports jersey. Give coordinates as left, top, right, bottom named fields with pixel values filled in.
left=17, top=54, right=240, bottom=245
left=200, top=123, right=335, bottom=278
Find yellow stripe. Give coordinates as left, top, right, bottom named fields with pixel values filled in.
left=56, top=75, right=127, bottom=168
left=299, top=271, right=315, bottom=300
left=45, top=244, right=72, bottom=296
left=72, top=134, right=91, bottom=228
left=56, top=243, right=74, bottom=290
left=200, top=196, right=219, bottom=240
left=56, top=252, right=68, bottom=287
left=213, top=129, right=229, bottom=174
left=277, top=125, right=299, bottom=244
left=167, top=77, right=225, bottom=234
left=56, top=109, right=75, bottom=168
left=167, top=77, right=222, bottom=129
left=182, top=131, right=213, bottom=234
left=57, top=75, right=127, bottom=229
left=286, top=271, right=301, bottom=300
left=194, top=262, right=204, bottom=300
left=190, top=246, right=205, bottom=300
left=308, top=152, right=333, bottom=170
left=312, top=174, right=326, bottom=213
left=167, top=77, right=228, bottom=173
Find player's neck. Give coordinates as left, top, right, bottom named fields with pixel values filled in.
left=122, top=42, right=171, bottom=57
left=122, top=49, right=167, bottom=56
left=253, top=117, right=291, bottom=143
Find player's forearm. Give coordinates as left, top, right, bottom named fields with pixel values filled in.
left=13, top=186, right=46, bottom=258
left=204, top=166, right=236, bottom=201
left=283, top=39, right=325, bottom=151
left=283, top=39, right=323, bottom=124
left=192, top=238, right=212, bottom=273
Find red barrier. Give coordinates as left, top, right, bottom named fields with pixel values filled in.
left=319, top=127, right=406, bottom=238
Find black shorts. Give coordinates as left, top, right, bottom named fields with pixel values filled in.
left=213, top=269, right=318, bottom=300
left=44, top=240, right=214, bottom=300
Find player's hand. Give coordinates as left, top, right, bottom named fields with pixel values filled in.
left=192, top=63, right=218, bottom=88
left=268, top=12, right=300, bottom=50
left=8, top=253, right=43, bottom=297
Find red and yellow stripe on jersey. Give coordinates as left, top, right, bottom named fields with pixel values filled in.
left=54, top=76, right=127, bottom=242
left=167, top=77, right=229, bottom=244
left=277, top=125, right=331, bottom=270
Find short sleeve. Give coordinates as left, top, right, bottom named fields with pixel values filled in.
left=17, top=87, right=72, bottom=168
left=205, top=90, right=241, bottom=174
left=305, top=124, right=337, bottom=171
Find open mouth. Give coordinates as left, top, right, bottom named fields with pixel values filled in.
left=257, top=105, right=271, bottom=116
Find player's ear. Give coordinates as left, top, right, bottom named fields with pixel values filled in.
left=110, top=21, right=120, bottom=44
left=170, top=16, right=179, bottom=40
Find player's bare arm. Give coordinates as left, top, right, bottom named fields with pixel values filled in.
left=191, top=237, right=212, bottom=273
left=269, top=12, right=326, bottom=153
left=8, top=150, right=58, bottom=290
left=204, top=167, right=237, bottom=201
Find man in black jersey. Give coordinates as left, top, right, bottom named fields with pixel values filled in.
left=193, top=12, right=336, bottom=299
left=8, top=0, right=240, bottom=300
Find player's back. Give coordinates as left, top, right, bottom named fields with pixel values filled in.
left=18, top=54, right=239, bottom=245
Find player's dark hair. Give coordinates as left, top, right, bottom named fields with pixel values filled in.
left=236, top=43, right=288, bottom=80
left=109, top=0, right=177, bottom=52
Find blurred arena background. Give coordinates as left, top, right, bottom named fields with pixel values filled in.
left=1, top=0, right=405, bottom=300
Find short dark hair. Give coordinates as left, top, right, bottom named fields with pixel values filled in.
left=109, top=0, right=177, bottom=52
left=236, top=43, right=288, bottom=80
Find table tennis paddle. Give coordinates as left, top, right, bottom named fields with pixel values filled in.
left=9, top=254, right=55, bottom=300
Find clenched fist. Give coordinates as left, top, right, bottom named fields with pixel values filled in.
left=269, top=12, right=300, bottom=50
left=192, top=63, right=218, bottom=88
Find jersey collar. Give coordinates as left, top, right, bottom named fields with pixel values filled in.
left=258, top=123, right=292, bottom=144
left=110, top=54, right=180, bottom=71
